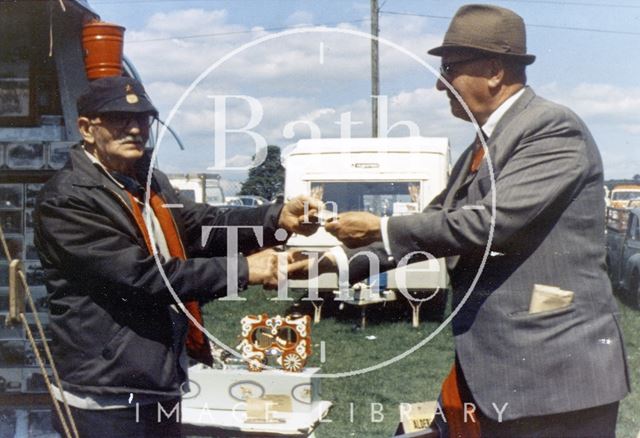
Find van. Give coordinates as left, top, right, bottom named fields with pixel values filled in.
left=283, top=137, right=451, bottom=326
left=610, top=184, right=640, bottom=209
left=168, top=173, right=225, bottom=206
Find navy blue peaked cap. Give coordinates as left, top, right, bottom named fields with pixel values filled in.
left=77, top=76, right=158, bottom=117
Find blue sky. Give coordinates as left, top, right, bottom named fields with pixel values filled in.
left=88, top=0, right=640, bottom=187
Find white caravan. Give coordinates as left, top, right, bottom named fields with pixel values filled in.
left=283, top=137, right=451, bottom=326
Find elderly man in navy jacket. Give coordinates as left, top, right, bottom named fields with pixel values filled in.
left=35, top=76, right=318, bottom=438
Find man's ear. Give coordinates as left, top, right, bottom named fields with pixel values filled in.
left=77, top=117, right=95, bottom=144
left=487, top=58, right=505, bottom=89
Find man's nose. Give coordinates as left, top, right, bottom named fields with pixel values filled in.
left=126, top=119, right=143, bottom=133
left=436, top=76, right=447, bottom=91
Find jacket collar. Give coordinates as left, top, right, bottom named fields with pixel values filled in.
left=487, top=86, right=536, bottom=141
left=67, top=143, right=158, bottom=194
left=482, top=87, right=526, bottom=138
left=445, top=86, right=536, bottom=206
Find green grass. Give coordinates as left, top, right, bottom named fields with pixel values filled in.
left=617, top=293, right=640, bottom=438
left=203, top=288, right=640, bottom=437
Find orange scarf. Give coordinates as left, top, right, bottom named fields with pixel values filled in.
left=127, top=191, right=213, bottom=366
left=441, top=362, right=481, bottom=437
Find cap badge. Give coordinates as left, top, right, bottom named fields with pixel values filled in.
left=125, top=84, right=139, bottom=104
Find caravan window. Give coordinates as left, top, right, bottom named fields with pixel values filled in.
left=206, top=188, right=224, bottom=205
left=310, top=181, right=420, bottom=217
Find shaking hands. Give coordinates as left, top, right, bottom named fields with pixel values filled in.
left=247, top=195, right=323, bottom=288
left=324, top=211, right=382, bottom=248
left=277, top=195, right=383, bottom=248
left=245, top=248, right=336, bottom=288
left=278, top=195, right=322, bottom=237
left=280, top=210, right=384, bottom=282
left=249, top=199, right=384, bottom=286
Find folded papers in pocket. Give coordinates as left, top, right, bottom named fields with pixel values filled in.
left=528, top=284, right=574, bottom=314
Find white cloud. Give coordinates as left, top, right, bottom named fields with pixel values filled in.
left=124, top=9, right=252, bottom=84
left=379, top=13, right=443, bottom=70
left=539, top=82, right=640, bottom=130
left=538, top=82, right=640, bottom=178
left=285, top=11, right=314, bottom=26
left=124, top=7, right=443, bottom=96
left=145, top=8, right=229, bottom=34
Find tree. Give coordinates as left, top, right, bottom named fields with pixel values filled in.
left=239, top=145, right=285, bottom=201
left=633, top=174, right=640, bottom=183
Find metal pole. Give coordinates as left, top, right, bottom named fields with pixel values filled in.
left=371, top=0, right=379, bottom=138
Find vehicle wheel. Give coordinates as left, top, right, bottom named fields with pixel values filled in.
left=606, top=258, right=623, bottom=296
left=633, top=272, right=640, bottom=309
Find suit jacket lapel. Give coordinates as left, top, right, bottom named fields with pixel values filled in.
left=448, top=87, right=538, bottom=205
left=444, top=143, right=475, bottom=208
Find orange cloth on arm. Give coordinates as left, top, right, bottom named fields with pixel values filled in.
left=441, top=363, right=481, bottom=438
left=127, top=191, right=214, bottom=366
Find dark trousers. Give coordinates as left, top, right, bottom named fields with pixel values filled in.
left=478, top=401, right=619, bottom=438
left=52, top=398, right=182, bottom=438
left=434, top=360, right=620, bottom=438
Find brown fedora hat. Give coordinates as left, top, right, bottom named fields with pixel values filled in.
left=428, top=4, right=535, bottom=64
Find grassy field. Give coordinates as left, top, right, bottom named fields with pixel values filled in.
left=203, top=288, right=639, bottom=437
left=617, top=291, right=640, bottom=438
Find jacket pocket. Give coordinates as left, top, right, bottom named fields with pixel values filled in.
left=508, top=302, right=576, bottom=319
left=98, top=326, right=177, bottom=391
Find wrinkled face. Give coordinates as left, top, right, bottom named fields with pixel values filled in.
left=435, top=51, right=492, bottom=124
left=79, top=112, right=152, bottom=173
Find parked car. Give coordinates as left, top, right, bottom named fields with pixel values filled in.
left=606, top=207, right=640, bottom=306
left=609, top=184, right=640, bottom=209
left=226, top=195, right=269, bottom=207
left=271, top=193, right=285, bottom=204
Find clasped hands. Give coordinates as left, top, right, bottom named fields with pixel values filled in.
left=248, top=197, right=383, bottom=288
left=286, top=211, right=383, bottom=280
left=246, top=195, right=324, bottom=288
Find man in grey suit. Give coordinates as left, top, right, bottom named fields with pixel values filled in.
left=304, top=4, right=630, bottom=437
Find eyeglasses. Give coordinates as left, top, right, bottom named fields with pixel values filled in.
left=91, top=113, right=155, bottom=132
left=439, top=58, right=482, bottom=78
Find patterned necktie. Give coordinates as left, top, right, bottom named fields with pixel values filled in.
left=469, top=132, right=487, bottom=173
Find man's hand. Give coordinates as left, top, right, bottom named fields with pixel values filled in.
left=247, top=248, right=337, bottom=288
left=287, top=250, right=337, bottom=280
left=246, top=248, right=281, bottom=289
left=278, top=195, right=322, bottom=236
left=324, top=211, right=382, bottom=248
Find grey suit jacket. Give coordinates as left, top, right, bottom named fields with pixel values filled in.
left=346, top=87, right=630, bottom=421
